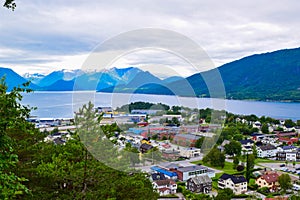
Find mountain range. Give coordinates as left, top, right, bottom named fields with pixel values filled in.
left=1, top=47, right=300, bottom=101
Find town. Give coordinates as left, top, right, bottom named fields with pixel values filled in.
left=29, top=102, right=300, bottom=200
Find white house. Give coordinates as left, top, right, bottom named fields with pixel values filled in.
left=277, top=145, right=297, bottom=152
left=152, top=179, right=177, bottom=196
left=257, top=144, right=278, bottom=158
left=180, top=147, right=201, bottom=158
left=218, top=173, right=247, bottom=195
left=252, top=121, right=262, bottom=129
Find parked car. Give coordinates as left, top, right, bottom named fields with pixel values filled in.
left=293, top=184, right=300, bottom=191
left=280, top=164, right=286, bottom=167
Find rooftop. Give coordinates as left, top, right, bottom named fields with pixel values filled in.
left=260, top=173, right=279, bottom=184
left=173, top=134, right=200, bottom=140
left=239, top=139, right=254, bottom=145
left=219, top=173, right=247, bottom=184
left=151, top=166, right=178, bottom=177
left=259, top=144, right=276, bottom=151
left=176, top=165, right=208, bottom=173
left=188, top=174, right=212, bottom=184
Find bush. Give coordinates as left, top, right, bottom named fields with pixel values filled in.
left=233, top=193, right=249, bottom=198
left=236, top=165, right=245, bottom=171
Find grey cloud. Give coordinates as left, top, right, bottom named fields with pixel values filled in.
left=0, top=0, right=299, bottom=75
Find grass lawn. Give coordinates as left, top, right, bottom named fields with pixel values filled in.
left=191, top=160, right=237, bottom=175
left=255, top=158, right=285, bottom=164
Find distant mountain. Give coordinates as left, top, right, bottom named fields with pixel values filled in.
left=0, top=67, right=38, bottom=91
left=37, top=69, right=83, bottom=87
left=23, top=73, right=45, bottom=84
left=162, top=76, right=185, bottom=84
left=218, top=48, right=300, bottom=101
left=44, top=67, right=144, bottom=91
left=142, top=47, right=300, bottom=101
left=3, top=47, right=300, bottom=101
left=98, top=70, right=163, bottom=93
left=43, top=79, right=75, bottom=91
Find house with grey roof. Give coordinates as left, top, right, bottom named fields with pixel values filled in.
left=186, top=175, right=212, bottom=193
left=257, top=144, right=278, bottom=158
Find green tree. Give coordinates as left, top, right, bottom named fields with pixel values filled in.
left=252, top=145, right=258, bottom=158
left=261, top=123, right=269, bottom=134
left=203, top=146, right=225, bottom=168
left=285, top=119, right=296, bottom=128
left=224, top=140, right=242, bottom=156
left=3, top=0, right=15, bottom=10
left=195, top=137, right=204, bottom=148
left=0, top=79, right=34, bottom=199
left=233, top=156, right=239, bottom=169
left=246, top=154, right=255, bottom=183
left=124, top=143, right=140, bottom=167
left=29, top=102, right=158, bottom=199
left=215, top=188, right=233, bottom=200
left=278, top=173, right=292, bottom=192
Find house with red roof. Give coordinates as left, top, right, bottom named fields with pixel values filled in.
left=256, top=172, right=279, bottom=192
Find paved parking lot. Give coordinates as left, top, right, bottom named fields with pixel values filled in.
left=257, top=162, right=300, bottom=179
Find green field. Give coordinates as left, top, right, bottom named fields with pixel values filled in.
left=191, top=160, right=237, bottom=175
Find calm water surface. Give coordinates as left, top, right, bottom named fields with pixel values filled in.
left=21, top=92, right=300, bottom=120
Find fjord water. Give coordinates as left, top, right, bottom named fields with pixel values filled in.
left=22, top=91, right=300, bottom=120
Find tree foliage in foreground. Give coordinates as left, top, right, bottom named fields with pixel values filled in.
left=0, top=78, right=157, bottom=199
left=3, top=0, right=15, bottom=10
left=0, top=78, right=35, bottom=199
left=278, top=173, right=292, bottom=192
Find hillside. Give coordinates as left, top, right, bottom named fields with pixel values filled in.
left=0, top=67, right=38, bottom=91
left=142, top=47, right=300, bottom=101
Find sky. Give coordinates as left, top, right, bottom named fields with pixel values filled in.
left=1, top=0, right=300, bottom=78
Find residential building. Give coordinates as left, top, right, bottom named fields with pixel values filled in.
left=239, top=139, right=254, bottom=146
left=180, top=147, right=201, bottom=158
left=150, top=173, right=166, bottom=182
left=255, top=172, right=279, bottom=191
left=171, top=165, right=215, bottom=181
left=252, top=121, right=262, bottom=129
left=257, top=144, right=277, bottom=158
left=260, top=136, right=279, bottom=147
left=131, top=109, right=162, bottom=115
left=140, top=143, right=153, bottom=153
left=162, top=149, right=181, bottom=160
left=218, top=139, right=230, bottom=152
left=278, top=137, right=299, bottom=145
left=172, top=134, right=200, bottom=147
left=276, top=131, right=298, bottom=138
left=218, top=173, right=247, bottom=195
left=186, top=175, right=212, bottom=193
left=277, top=145, right=297, bottom=152
left=240, top=139, right=254, bottom=155
left=152, top=179, right=177, bottom=196
left=250, top=133, right=265, bottom=141
left=276, top=151, right=300, bottom=161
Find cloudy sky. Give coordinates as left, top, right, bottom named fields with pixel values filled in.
left=1, top=0, right=300, bottom=78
